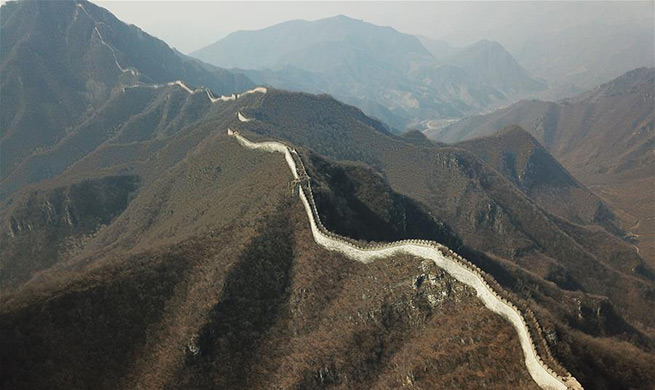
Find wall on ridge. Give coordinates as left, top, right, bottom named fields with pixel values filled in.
left=227, top=129, right=582, bottom=390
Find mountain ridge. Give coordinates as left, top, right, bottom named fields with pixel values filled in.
left=192, top=15, right=545, bottom=132
left=454, top=126, right=617, bottom=228
left=443, top=39, right=546, bottom=93
left=192, top=14, right=433, bottom=72
left=431, top=67, right=655, bottom=263
left=226, top=128, right=581, bottom=390
left=1, top=2, right=654, bottom=389
left=0, top=0, right=253, bottom=181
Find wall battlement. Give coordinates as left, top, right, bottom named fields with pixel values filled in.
left=228, top=128, right=583, bottom=390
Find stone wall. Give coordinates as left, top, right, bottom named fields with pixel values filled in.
left=228, top=128, right=583, bottom=390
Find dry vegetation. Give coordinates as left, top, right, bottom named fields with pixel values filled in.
left=4, top=1, right=652, bottom=388
left=435, top=68, right=655, bottom=267
left=235, top=89, right=655, bottom=388
left=0, top=188, right=543, bottom=390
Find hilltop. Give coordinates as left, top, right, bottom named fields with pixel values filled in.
left=192, top=14, right=432, bottom=73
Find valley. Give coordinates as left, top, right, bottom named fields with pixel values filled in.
left=431, top=68, right=655, bottom=264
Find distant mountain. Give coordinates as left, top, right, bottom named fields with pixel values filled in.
left=2, top=2, right=654, bottom=389
left=416, top=36, right=461, bottom=60
left=515, top=22, right=654, bottom=91
left=432, top=68, right=654, bottom=174
left=405, top=39, right=547, bottom=117
left=0, top=0, right=253, bottom=181
left=431, top=67, right=655, bottom=263
left=415, top=38, right=545, bottom=94
left=192, top=15, right=433, bottom=73
left=192, top=16, right=545, bottom=132
left=443, top=40, right=546, bottom=93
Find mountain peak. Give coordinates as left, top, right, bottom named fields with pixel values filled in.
left=191, top=14, right=431, bottom=71
left=495, top=124, right=535, bottom=139
left=444, top=39, right=545, bottom=93
left=450, top=39, right=514, bottom=61
left=317, top=14, right=395, bottom=32
left=471, top=38, right=502, bottom=47
left=457, top=125, right=576, bottom=188
left=324, top=14, right=360, bottom=22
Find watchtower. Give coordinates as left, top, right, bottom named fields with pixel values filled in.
left=290, top=173, right=311, bottom=196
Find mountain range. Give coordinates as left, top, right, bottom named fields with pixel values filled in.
left=421, top=21, right=654, bottom=100
left=192, top=15, right=546, bottom=131
left=514, top=21, right=654, bottom=91
left=1, top=1, right=654, bottom=389
left=431, top=67, right=655, bottom=263
left=0, top=0, right=253, bottom=185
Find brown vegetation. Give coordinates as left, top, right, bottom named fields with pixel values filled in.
left=433, top=68, right=655, bottom=265
left=0, top=191, right=542, bottom=390
left=234, top=88, right=655, bottom=388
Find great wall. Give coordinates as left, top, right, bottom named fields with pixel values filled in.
left=227, top=114, right=584, bottom=390
left=17, top=3, right=596, bottom=387
left=78, top=2, right=269, bottom=105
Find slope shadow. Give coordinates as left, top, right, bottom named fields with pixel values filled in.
left=176, top=207, right=294, bottom=389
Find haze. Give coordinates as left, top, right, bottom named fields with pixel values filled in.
left=94, top=1, right=654, bottom=54
left=2, top=0, right=655, bottom=388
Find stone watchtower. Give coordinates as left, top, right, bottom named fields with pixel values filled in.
left=290, top=173, right=311, bottom=196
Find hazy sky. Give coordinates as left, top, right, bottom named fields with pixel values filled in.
left=94, top=1, right=654, bottom=54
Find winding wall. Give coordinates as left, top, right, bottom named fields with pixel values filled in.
left=123, top=82, right=268, bottom=104
left=77, top=3, right=138, bottom=76
left=227, top=127, right=583, bottom=390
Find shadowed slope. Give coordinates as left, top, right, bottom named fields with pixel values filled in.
left=455, top=126, right=619, bottom=232
left=431, top=67, right=655, bottom=264
left=0, top=138, right=545, bottom=390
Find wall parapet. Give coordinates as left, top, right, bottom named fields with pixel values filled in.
left=228, top=128, right=583, bottom=390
